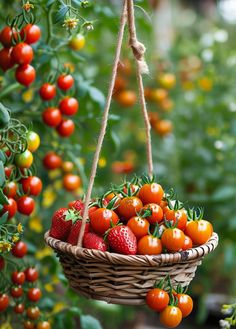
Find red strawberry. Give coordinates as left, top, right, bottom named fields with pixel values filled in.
left=49, top=208, right=78, bottom=241
left=67, top=221, right=90, bottom=245
left=68, top=199, right=84, bottom=214
left=83, top=232, right=107, bottom=251
left=107, top=225, right=137, bottom=255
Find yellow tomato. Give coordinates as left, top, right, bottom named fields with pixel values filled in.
left=159, top=73, right=176, bottom=89
left=26, top=131, right=40, bottom=153
left=69, top=34, right=85, bottom=51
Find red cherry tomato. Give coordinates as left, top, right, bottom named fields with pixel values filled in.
left=20, top=24, right=41, bottom=44
left=142, top=203, right=163, bottom=224
left=11, top=286, right=23, bottom=298
left=14, top=303, right=25, bottom=314
left=161, top=228, right=185, bottom=252
left=146, top=288, right=170, bottom=312
left=59, top=97, right=79, bottom=116
left=90, top=208, right=119, bottom=235
left=39, top=83, right=56, bottom=101
left=21, top=176, right=42, bottom=196
left=63, top=174, right=81, bottom=191
left=3, top=181, right=17, bottom=198
left=137, top=235, right=162, bottom=255
left=56, top=118, right=75, bottom=137
left=0, top=294, right=9, bottom=312
left=15, top=64, right=36, bottom=86
left=0, top=26, right=17, bottom=47
left=4, top=166, right=13, bottom=178
left=127, top=216, right=150, bottom=239
left=118, top=196, right=143, bottom=221
left=43, top=152, right=62, bottom=170
left=12, top=42, right=33, bottom=65
left=11, top=271, right=26, bottom=285
left=0, top=48, right=14, bottom=71
left=11, top=241, right=28, bottom=258
left=27, top=287, right=41, bottom=302
left=17, top=196, right=35, bottom=215
left=42, top=107, right=62, bottom=127
left=24, top=320, right=36, bottom=329
left=25, top=267, right=38, bottom=282
left=26, top=306, right=40, bottom=320
left=139, top=183, right=164, bottom=205
left=2, top=197, right=17, bottom=219
left=182, top=235, right=193, bottom=250
left=176, top=293, right=193, bottom=318
left=160, top=305, right=183, bottom=328
left=57, top=74, right=74, bottom=90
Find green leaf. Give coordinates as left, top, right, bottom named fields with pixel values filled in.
left=0, top=188, right=9, bottom=206
left=80, top=315, right=103, bottom=329
left=110, top=131, right=120, bottom=154
left=53, top=5, right=69, bottom=24
left=0, top=212, right=9, bottom=224
left=0, top=161, right=5, bottom=187
left=47, top=0, right=55, bottom=6
left=0, top=151, right=6, bottom=163
left=0, top=103, right=10, bottom=129
left=211, top=186, right=236, bottom=202
left=88, top=87, right=105, bottom=109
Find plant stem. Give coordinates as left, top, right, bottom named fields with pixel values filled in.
left=0, top=83, right=21, bottom=100
left=46, top=5, right=53, bottom=45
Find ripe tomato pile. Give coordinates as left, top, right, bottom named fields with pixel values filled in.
left=0, top=254, right=50, bottom=329
left=146, top=278, right=193, bottom=328
left=1, top=130, right=42, bottom=219
left=40, top=73, right=78, bottom=138
left=42, top=151, right=81, bottom=192
left=49, top=175, right=213, bottom=255
left=0, top=23, right=41, bottom=86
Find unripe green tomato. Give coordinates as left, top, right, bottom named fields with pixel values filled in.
left=26, top=131, right=40, bottom=153
left=69, top=34, right=85, bottom=51
left=15, top=149, right=33, bottom=168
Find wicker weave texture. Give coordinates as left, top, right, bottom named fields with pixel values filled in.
left=45, top=232, right=218, bottom=305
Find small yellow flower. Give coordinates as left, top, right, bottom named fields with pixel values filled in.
left=53, top=179, right=62, bottom=190
left=3, top=242, right=12, bottom=252
left=44, top=283, right=54, bottom=292
left=63, top=17, right=79, bottom=30
left=48, top=169, right=61, bottom=179
left=53, top=302, right=66, bottom=314
left=0, top=321, right=13, bottom=329
left=64, top=63, right=75, bottom=73
left=182, top=80, right=194, bottom=91
left=42, top=187, right=57, bottom=208
left=12, top=235, right=20, bottom=243
left=35, top=247, right=53, bottom=260
left=17, top=223, right=23, bottom=233
left=22, top=88, right=34, bottom=103
left=98, top=157, right=106, bottom=168
left=22, top=1, right=34, bottom=11
left=29, top=217, right=43, bottom=233
left=52, top=275, right=60, bottom=285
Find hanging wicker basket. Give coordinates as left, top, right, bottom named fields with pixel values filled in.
left=44, top=0, right=219, bottom=306
left=44, top=232, right=218, bottom=305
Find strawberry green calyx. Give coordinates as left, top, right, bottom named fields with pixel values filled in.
left=64, top=209, right=80, bottom=224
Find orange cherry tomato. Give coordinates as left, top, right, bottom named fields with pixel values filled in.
left=63, top=174, right=81, bottom=191
left=127, top=216, right=150, bottom=239
left=182, top=235, right=193, bottom=250
left=165, top=208, right=187, bottom=231
left=137, top=235, right=162, bottom=255
left=90, top=208, right=119, bottom=235
left=185, top=220, right=213, bottom=245
left=61, top=161, right=74, bottom=173
left=176, top=293, right=193, bottom=318
left=26, top=306, right=40, bottom=320
left=115, top=90, right=137, bottom=107
left=142, top=203, right=163, bottom=224
left=161, top=228, right=185, bottom=252
left=139, top=183, right=164, bottom=205
left=118, top=196, right=143, bottom=221
left=37, top=321, right=51, bottom=329
left=146, top=288, right=169, bottom=312
left=160, top=306, right=182, bottom=328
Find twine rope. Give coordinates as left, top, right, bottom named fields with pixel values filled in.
left=77, top=0, right=153, bottom=247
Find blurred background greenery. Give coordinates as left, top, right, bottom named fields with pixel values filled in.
left=0, top=0, right=236, bottom=328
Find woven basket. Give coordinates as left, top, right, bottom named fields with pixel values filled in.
left=44, top=231, right=218, bottom=305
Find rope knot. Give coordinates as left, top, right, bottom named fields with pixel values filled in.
left=129, top=38, right=149, bottom=75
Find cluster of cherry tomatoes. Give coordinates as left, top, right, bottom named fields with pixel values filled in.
left=43, top=151, right=81, bottom=192
left=0, top=246, right=50, bottom=329
left=40, top=73, right=78, bottom=138
left=50, top=175, right=214, bottom=257
left=146, top=278, right=193, bottom=328
left=113, top=58, right=137, bottom=107
left=146, top=72, right=176, bottom=137
left=0, top=23, right=41, bottom=86
left=1, top=131, right=42, bottom=219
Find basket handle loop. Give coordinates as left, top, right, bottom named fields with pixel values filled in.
left=77, top=0, right=153, bottom=247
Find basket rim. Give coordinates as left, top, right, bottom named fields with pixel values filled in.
left=44, top=231, right=219, bottom=266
